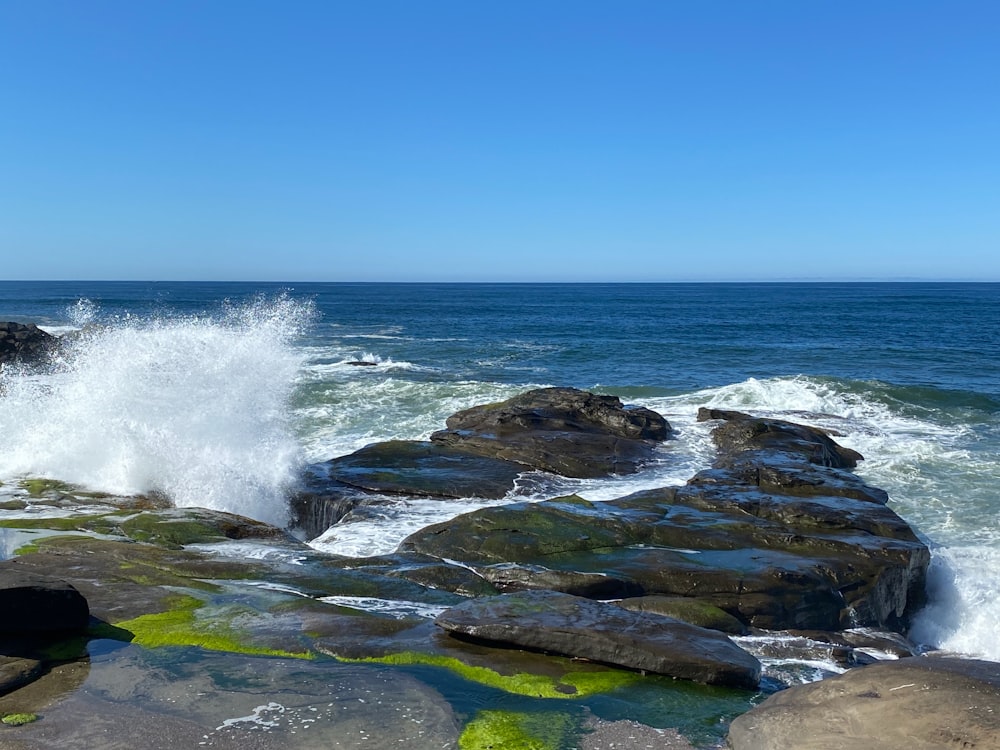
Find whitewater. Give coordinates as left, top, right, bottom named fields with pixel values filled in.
left=0, top=281, right=998, bottom=670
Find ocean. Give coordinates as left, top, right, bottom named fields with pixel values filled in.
left=1, top=279, right=998, bottom=671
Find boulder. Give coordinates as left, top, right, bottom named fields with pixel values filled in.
left=0, top=322, right=56, bottom=366
left=435, top=590, right=761, bottom=689
left=698, top=408, right=862, bottom=469
left=430, top=387, right=670, bottom=477
left=726, top=655, right=1000, bottom=750
left=0, top=569, right=90, bottom=634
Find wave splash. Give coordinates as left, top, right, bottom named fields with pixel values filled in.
left=0, top=295, right=313, bottom=528
left=663, top=374, right=1000, bottom=662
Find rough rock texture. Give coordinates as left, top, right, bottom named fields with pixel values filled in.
left=435, top=590, right=761, bottom=688
left=322, top=440, right=527, bottom=499
left=291, top=388, right=673, bottom=539
left=726, top=655, right=1000, bottom=750
left=402, top=411, right=929, bottom=632
left=0, top=570, right=90, bottom=634
left=0, top=322, right=56, bottom=366
left=430, top=387, right=670, bottom=477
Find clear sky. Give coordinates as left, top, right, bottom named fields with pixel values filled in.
left=1, top=1, right=998, bottom=282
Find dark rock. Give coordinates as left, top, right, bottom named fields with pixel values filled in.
left=399, top=494, right=649, bottom=563
left=323, top=440, right=527, bottom=499
left=401, top=477, right=928, bottom=631
left=0, top=569, right=90, bottom=634
left=618, top=595, right=749, bottom=635
left=430, top=387, right=670, bottom=477
left=698, top=408, right=863, bottom=469
left=475, top=562, right=642, bottom=599
left=726, top=655, right=1000, bottom=750
left=434, top=590, right=761, bottom=689
left=346, top=360, right=379, bottom=367
left=288, top=440, right=529, bottom=539
left=0, top=322, right=56, bottom=366
left=0, top=655, right=45, bottom=696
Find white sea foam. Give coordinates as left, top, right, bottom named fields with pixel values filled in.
left=662, top=375, right=1000, bottom=662
left=0, top=295, right=311, bottom=528
left=909, top=546, right=1000, bottom=660
left=319, top=595, right=449, bottom=619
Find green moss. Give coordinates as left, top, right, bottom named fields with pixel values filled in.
left=459, top=710, right=575, bottom=750
left=0, top=515, right=117, bottom=532
left=19, top=478, right=73, bottom=497
left=339, top=651, right=640, bottom=699
left=17, top=478, right=110, bottom=499
left=38, top=636, right=90, bottom=662
left=113, top=594, right=314, bottom=660
left=1, top=713, right=39, bottom=726
left=119, top=513, right=225, bottom=548
left=9, top=533, right=86, bottom=556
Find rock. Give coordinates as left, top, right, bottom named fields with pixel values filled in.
left=435, top=590, right=761, bottom=689
left=475, top=562, right=641, bottom=599
left=0, top=655, right=45, bottom=696
left=618, top=595, right=749, bottom=635
left=698, top=408, right=863, bottom=469
left=430, top=387, right=670, bottom=477
left=288, top=440, right=530, bottom=539
left=0, top=322, right=56, bottom=366
left=726, top=655, right=1000, bottom=750
left=322, top=440, right=527, bottom=499
left=0, top=569, right=90, bottom=634
left=403, top=410, right=929, bottom=633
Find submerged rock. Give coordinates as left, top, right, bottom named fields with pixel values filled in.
left=726, top=655, right=1000, bottom=750
left=435, top=590, right=761, bottom=689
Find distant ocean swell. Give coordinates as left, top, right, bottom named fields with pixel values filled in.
left=0, top=296, right=997, bottom=665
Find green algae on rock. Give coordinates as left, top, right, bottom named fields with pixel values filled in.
left=2, top=712, right=39, bottom=726
left=112, top=594, right=315, bottom=660
left=459, top=709, right=576, bottom=750
left=333, top=651, right=642, bottom=699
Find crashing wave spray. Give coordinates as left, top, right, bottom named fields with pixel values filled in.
left=0, top=295, right=313, bottom=528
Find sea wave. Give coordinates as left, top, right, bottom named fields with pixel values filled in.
left=0, top=294, right=311, bottom=527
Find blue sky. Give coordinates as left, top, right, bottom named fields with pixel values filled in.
left=1, top=1, right=998, bottom=281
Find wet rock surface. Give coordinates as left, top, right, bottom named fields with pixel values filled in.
left=0, top=322, right=56, bottom=366
left=0, top=389, right=938, bottom=748
left=0, top=570, right=89, bottom=635
left=403, top=409, right=929, bottom=633
left=435, top=589, right=762, bottom=688
left=431, top=386, right=671, bottom=477
left=726, top=655, right=1000, bottom=750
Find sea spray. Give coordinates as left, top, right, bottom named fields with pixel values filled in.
left=0, top=295, right=313, bottom=528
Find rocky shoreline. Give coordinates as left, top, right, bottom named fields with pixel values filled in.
left=1, top=329, right=998, bottom=749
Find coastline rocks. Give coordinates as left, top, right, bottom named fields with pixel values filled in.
left=0, top=322, right=56, bottom=366
left=320, top=440, right=526, bottom=499
left=726, top=655, right=1000, bottom=750
left=698, top=408, right=862, bottom=469
left=434, top=590, right=762, bottom=689
left=0, top=570, right=90, bottom=634
left=431, top=387, right=671, bottom=477
left=402, top=411, right=929, bottom=632
left=290, top=388, right=672, bottom=539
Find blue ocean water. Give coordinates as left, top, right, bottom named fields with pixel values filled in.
left=1, top=281, right=999, bottom=664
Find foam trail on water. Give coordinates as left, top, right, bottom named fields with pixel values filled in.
left=0, top=295, right=312, bottom=528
